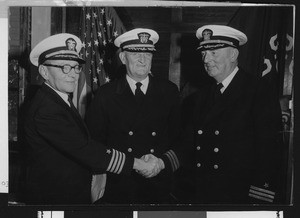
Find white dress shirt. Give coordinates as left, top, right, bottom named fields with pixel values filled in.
left=219, top=66, right=239, bottom=93
left=45, top=82, right=71, bottom=107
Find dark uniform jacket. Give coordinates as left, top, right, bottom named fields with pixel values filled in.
left=85, top=75, right=181, bottom=204
left=177, top=69, right=284, bottom=204
left=23, top=83, right=133, bottom=205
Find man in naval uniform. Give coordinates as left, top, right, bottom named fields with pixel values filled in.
left=177, top=25, right=284, bottom=204
left=85, top=28, right=181, bottom=204
left=23, top=33, right=157, bottom=205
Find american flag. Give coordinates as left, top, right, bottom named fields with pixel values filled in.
left=75, top=7, right=126, bottom=117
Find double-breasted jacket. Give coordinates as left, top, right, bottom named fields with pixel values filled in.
left=85, top=75, right=181, bottom=203
left=178, top=69, right=285, bottom=204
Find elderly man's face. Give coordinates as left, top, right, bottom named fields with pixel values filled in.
left=120, top=51, right=153, bottom=81
left=40, top=60, right=80, bottom=94
left=201, top=47, right=237, bottom=82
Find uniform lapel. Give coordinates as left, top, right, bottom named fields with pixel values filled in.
left=114, top=76, right=162, bottom=128
left=41, top=84, right=90, bottom=135
left=201, top=70, right=244, bottom=126
left=133, top=76, right=160, bottom=127
left=115, top=76, right=140, bottom=128
left=193, top=85, right=213, bottom=125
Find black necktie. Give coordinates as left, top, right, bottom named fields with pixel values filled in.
left=214, top=83, right=223, bottom=102
left=135, top=82, right=144, bottom=101
left=68, top=94, right=80, bottom=116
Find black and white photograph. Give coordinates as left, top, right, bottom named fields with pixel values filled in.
left=2, top=0, right=298, bottom=216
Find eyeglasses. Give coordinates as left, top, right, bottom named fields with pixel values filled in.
left=43, top=64, right=83, bottom=74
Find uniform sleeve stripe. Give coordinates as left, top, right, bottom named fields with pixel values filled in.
left=165, top=150, right=180, bottom=172
left=114, top=152, right=121, bottom=174
left=249, top=189, right=275, bottom=199
left=168, top=150, right=178, bottom=172
left=106, top=149, right=116, bottom=172
left=112, top=150, right=121, bottom=173
left=165, top=153, right=174, bottom=171
left=171, top=150, right=180, bottom=169
left=111, top=150, right=120, bottom=173
left=250, top=185, right=276, bottom=195
left=249, top=193, right=274, bottom=203
left=120, top=152, right=126, bottom=173
left=115, top=152, right=125, bottom=174
left=108, top=149, right=119, bottom=173
left=107, top=149, right=126, bottom=174
left=171, top=150, right=179, bottom=171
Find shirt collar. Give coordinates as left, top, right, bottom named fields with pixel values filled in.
left=45, top=82, right=70, bottom=106
left=126, top=74, right=149, bottom=94
left=219, top=66, right=239, bottom=93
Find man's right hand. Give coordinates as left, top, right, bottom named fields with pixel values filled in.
left=133, top=155, right=164, bottom=178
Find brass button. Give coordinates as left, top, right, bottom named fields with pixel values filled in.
left=214, top=164, right=219, bottom=169
left=128, top=131, right=133, bottom=136
left=197, top=163, right=201, bottom=167
left=198, top=130, right=203, bottom=135
left=196, top=146, right=201, bottom=150
left=214, top=148, right=219, bottom=153
left=128, top=148, right=132, bottom=152
left=215, top=130, right=220, bottom=135
left=150, top=149, right=154, bottom=153
left=152, top=132, right=156, bottom=136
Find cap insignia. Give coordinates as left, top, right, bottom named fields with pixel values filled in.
left=202, top=29, right=213, bottom=41
left=65, top=38, right=77, bottom=51
left=138, top=32, right=150, bottom=44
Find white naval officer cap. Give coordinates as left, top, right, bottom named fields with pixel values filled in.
left=114, top=28, right=159, bottom=52
left=196, top=25, right=247, bottom=51
left=30, top=33, right=85, bottom=66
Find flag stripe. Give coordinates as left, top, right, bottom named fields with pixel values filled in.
left=77, top=7, right=126, bottom=117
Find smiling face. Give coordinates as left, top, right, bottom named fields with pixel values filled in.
left=201, top=47, right=238, bottom=83
left=39, top=60, right=80, bottom=94
left=119, top=51, right=153, bottom=81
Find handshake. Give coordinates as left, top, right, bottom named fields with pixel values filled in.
left=133, top=154, right=165, bottom=178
